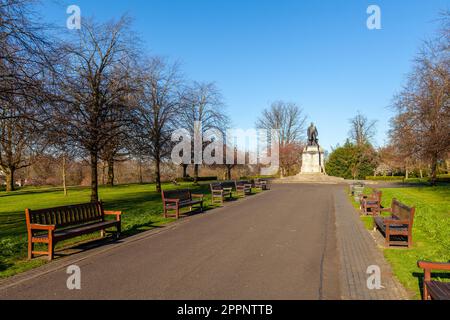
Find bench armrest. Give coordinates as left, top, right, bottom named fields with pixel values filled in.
left=192, top=194, right=204, bottom=199
left=29, top=224, right=56, bottom=231
left=104, top=210, right=123, bottom=221
left=104, top=211, right=123, bottom=216
left=418, top=261, right=450, bottom=283
left=418, top=261, right=450, bottom=272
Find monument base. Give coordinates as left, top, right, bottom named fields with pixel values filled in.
left=301, top=145, right=325, bottom=174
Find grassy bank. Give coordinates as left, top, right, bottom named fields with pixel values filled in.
left=0, top=182, right=217, bottom=278
left=353, top=185, right=450, bottom=299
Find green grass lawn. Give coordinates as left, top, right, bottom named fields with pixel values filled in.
left=0, top=182, right=222, bottom=278
left=353, top=185, right=450, bottom=299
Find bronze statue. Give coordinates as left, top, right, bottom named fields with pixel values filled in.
left=307, top=123, right=319, bottom=146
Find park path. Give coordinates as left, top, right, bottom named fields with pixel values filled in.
left=0, top=184, right=340, bottom=300
left=0, top=184, right=409, bottom=300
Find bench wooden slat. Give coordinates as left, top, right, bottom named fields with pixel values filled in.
left=428, top=282, right=450, bottom=300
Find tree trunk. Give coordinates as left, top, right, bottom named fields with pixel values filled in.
left=107, top=158, right=115, bottom=187
left=62, top=156, right=68, bottom=196
left=155, top=156, right=162, bottom=193
left=430, top=154, right=438, bottom=186
left=227, top=166, right=232, bottom=180
left=420, top=169, right=423, bottom=179
left=194, top=164, right=199, bottom=184
left=182, top=164, right=188, bottom=178
left=90, top=151, right=99, bottom=202
left=5, top=168, right=15, bottom=192
left=101, top=162, right=106, bottom=185
left=138, top=159, right=143, bottom=184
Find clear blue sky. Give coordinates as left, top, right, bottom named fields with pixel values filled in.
left=40, top=0, right=448, bottom=151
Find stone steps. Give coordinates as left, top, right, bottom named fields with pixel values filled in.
left=274, top=174, right=347, bottom=185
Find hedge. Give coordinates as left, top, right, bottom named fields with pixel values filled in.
left=365, top=176, right=405, bottom=181
left=175, top=176, right=218, bottom=183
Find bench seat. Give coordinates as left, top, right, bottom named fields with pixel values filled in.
left=427, top=281, right=450, bottom=301
left=32, top=220, right=119, bottom=242
left=374, top=216, right=409, bottom=234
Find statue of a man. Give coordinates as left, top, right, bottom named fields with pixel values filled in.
left=307, top=123, right=319, bottom=146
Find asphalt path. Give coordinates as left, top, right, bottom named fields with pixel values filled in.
left=0, top=184, right=341, bottom=300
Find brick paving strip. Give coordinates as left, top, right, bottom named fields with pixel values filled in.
left=333, top=187, right=410, bottom=300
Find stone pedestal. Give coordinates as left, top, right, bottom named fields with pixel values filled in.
left=301, top=145, right=325, bottom=174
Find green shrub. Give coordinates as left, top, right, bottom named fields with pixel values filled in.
left=326, top=141, right=378, bottom=180
left=239, top=175, right=277, bottom=180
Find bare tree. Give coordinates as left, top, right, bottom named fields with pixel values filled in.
left=256, top=101, right=307, bottom=175
left=52, top=17, right=138, bottom=201
left=256, top=101, right=307, bottom=146
left=0, top=0, right=53, bottom=191
left=99, top=133, right=129, bottom=187
left=0, top=103, right=47, bottom=191
left=178, top=82, right=229, bottom=183
left=348, top=112, right=377, bottom=146
left=390, top=13, right=450, bottom=184
left=134, top=57, right=182, bottom=193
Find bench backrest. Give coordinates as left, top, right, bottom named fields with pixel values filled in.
left=221, top=181, right=236, bottom=190
left=26, top=202, right=104, bottom=228
left=391, top=199, right=415, bottom=225
left=237, top=180, right=251, bottom=186
left=162, top=189, right=192, bottom=202
left=210, top=183, right=223, bottom=191
left=372, top=190, right=382, bottom=202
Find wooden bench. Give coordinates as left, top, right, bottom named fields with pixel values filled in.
left=210, top=182, right=233, bottom=205
left=351, top=184, right=365, bottom=203
left=360, top=190, right=382, bottom=215
left=251, top=179, right=263, bottom=192
left=417, top=261, right=450, bottom=300
left=25, top=202, right=122, bottom=261
left=161, top=189, right=204, bottom=219
left=374, top=199, right=415, bottom=248
left=256, top=179, right=270, bottom=191
left=235, top=180, right=252, bottom=197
